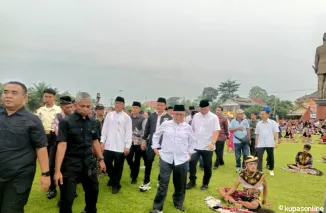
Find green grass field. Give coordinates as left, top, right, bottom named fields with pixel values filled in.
left=26, top=138, right=325, bottom=213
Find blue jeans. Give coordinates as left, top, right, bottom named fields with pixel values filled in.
left=234, top=143, right=249, bottom=169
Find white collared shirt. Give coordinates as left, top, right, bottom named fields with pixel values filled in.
left=152, top=120, right=196, bottom=165
left=191, top=111, right=221, bottom=151
left=185, top=115, right=192, bottom=124
left=101, top=111, right=132, bottom=153
left=255, top=119, right=279, bottom=148
left=156, top=111, right=167, bottom=130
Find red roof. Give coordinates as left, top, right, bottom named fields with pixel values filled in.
left=144, top=101, right=157, bottom=108
left=250, top=98, right=265, bottom=106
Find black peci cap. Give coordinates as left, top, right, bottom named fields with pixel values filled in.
left=115, top=96, right=125, bottom=103
left=59, top=96, right=72, bottom=105
left=132, top=101, right=141, bottom=108
left=174, top=105, right=185, bottom=111
left=167, top=106, right=173, bottom=110
left=157, top=97, right=167, bottom=104
left=189, top=106, right=195, bottom=110
left=199, top=99, right=209, bottom=108
left=95, top=104, right=105, bottom=110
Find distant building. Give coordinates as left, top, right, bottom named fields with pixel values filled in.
left=287, top=91, right=317, bottom=119
left=143, top=101, right=157, bottom=111
left=220, top=97, right=265, bottom=112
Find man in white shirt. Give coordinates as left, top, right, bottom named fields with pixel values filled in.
left=100, top=96, right=132, bottom=194
left=185, top=106, right=195, bottom=124
left=150, top=105, right=195, bottom=213
left=186, top=100, right=220, bottom=191
left=255, top=107, right=279, bottom=176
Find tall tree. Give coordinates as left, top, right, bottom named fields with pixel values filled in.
left=167, top=96, right=181, bottom=106
left=218, top=79, right=241, bottom=102
left=202, top=87, right=219, bottom=102
left=244, top=105, right=263, bottom=118
left=248, top=86, right=269, bottom=103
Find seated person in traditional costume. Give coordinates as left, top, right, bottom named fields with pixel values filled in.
left=286, top=144, right=323, bottom=176
left=218, top=156, right=268, bottom=211
left=288, top=144, right=313, bottom=170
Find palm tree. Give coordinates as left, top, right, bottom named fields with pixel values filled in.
left=26, top=82, right=52, bottom=112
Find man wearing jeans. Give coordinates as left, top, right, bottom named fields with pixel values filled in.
left=255, top=107, right=279, bottom=176
left=229, top=109, right=250, bottom=173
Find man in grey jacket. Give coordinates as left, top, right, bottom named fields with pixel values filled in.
left=139, top=97, right=172, bottom=192
left=126, top=101, right=146, bottom=184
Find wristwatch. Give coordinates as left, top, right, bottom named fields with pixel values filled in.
left=41, top=171, right=50, bottom=177
left=99, top=156, right=104, bottom=161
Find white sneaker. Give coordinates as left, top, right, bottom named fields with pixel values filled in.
left=269, top=170, right=275, bottom=176
left=139, top=182, right=151, bottom=192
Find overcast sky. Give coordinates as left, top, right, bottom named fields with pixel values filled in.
left=1, top=0, right=325, bottom=105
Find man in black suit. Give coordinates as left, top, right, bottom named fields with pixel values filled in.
left=139, top=97, right=172, bottom=192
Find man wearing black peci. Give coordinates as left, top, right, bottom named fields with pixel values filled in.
left=0, top=81, right=50, bottom=213
left=139, top=97, right=172, bottom=192
left=127, top=101, right=146, bottom=184
left=54, top=92, right=106, bottom=213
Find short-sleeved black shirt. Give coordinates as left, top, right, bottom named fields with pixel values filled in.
left=57, top=112, right=99, bottom=175
left=0, top=107, right=48, bottom=183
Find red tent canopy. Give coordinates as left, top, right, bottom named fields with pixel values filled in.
left=300, top=106, right=311, bottom=121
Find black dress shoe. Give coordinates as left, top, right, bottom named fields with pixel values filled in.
left=131, top=179, right=137, bottom=184
left=186, top=182, right=196, bottom=190
left=201, top=184, right=208, bottom=190
left=175, top=205, right=185, bottom=211
left=112, top=187, right=120, bottom=194
left=47, top=189, right=57, bottom=199
left=107, top=180, right=112, bottom=187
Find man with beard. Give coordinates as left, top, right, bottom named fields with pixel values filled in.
left=126, top=101, right=146, bottom=184
left=54, top=92, right=105, bottom=213
left=0, top=81, right=50, bottom=213
left=35, top=88, right=62, bottom=199
left=101, top=96, right=132, bottom=194
left=139, top=97, right=173, bottom=192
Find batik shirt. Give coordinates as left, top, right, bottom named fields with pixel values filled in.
left=296, top=152, right=313, bottom=168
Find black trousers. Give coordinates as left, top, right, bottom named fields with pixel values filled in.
left=0, top=176, right=32, bottom=213
left=189, top=150, right=213, bottom=185
left=126, top=144, right=145, bottom=180
left=153, top=160, right=187, bottom=211
left=59, top=169, right=99, bottom=213
left=47, top=133, right=57, bottom=191
left=250, top=137, right=256, bottom=156
left=214, top=141, right=225, bottom=167
left=143, top=146, right=156, bottom=183
left=256, top=147, right=274, bottom=171
left=103, top=150, right=125, bottom=189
